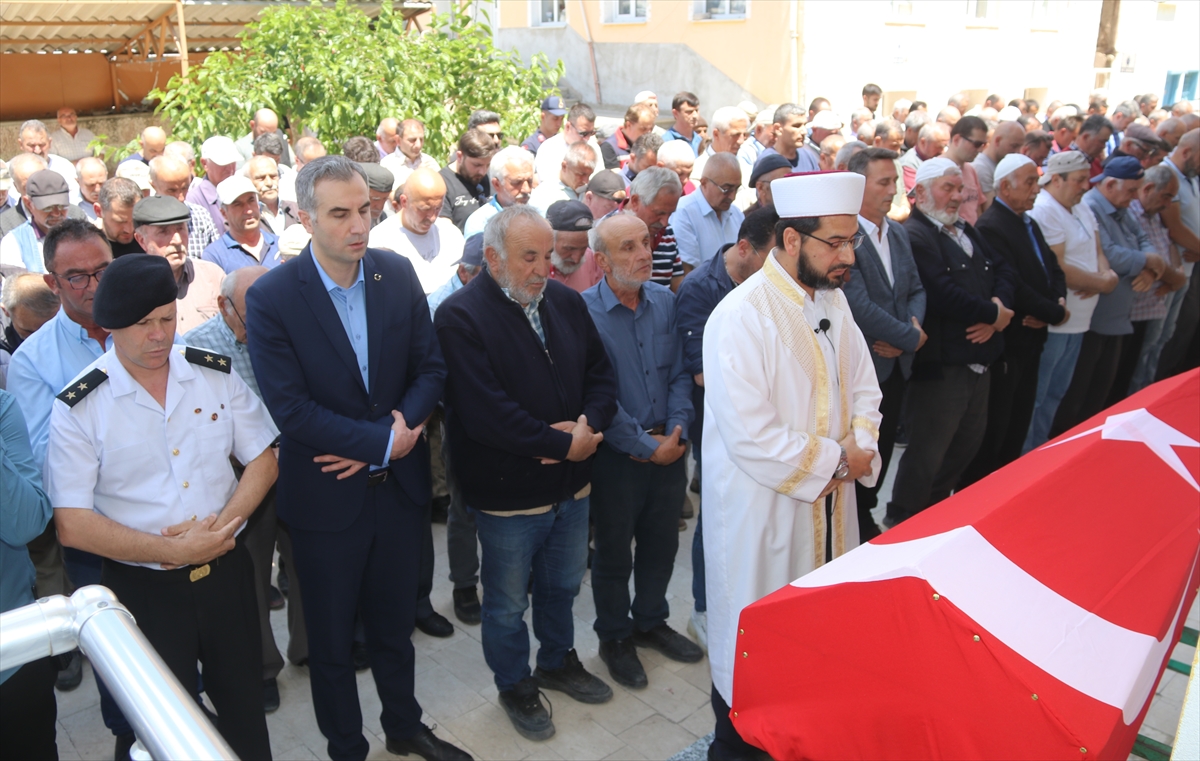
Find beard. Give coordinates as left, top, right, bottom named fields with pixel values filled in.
left=916, top=195, right=960, bottom=227
left=551, top=251, right=581, bottom=275
left=494, top=261, right=546, bottom=305
left=796, top=249, right=850, bottom=290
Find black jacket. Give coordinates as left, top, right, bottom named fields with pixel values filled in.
left=904, top=206, right=1017, bottom=377
left=434, top=272, right=618, bottom=512
left=975, top=200, right=1067, bottom=349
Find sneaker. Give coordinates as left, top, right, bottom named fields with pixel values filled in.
left=498, top=677, right=555, bottom=741
left=690, top=474, right=701, bottom=494
left=687, top=610, right=708, bottom=654
left=681, top=498, right=694, bottom=519
left=598, top=638, right=648, bottom=689
left=632, top=622, right=704, bottom=664
left=55, top=649, right=83, bottom=691
left=452, top=587, right=481, bottom=625
left=534, top=649, right=613, bottom=704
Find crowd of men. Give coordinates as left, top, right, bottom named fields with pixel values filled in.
left=0, top=83, right=1197, bottom=761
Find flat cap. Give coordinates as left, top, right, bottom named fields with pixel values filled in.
left=460, top=233, right=484, bottom=267
left=1123, top=123, right=1171, bottom=153
left=749, top=152, right=793, bottom=188
left=132, top=195, right=191, bottom=226
left=546, top=200, right=593, bottom=231
left=92, top=253, right=179, bottom=330
left=361, top=163, right=395, bottom=193
left=26, top=170, right=69, bottom=209
left=587, top=170, right=627, bottom=201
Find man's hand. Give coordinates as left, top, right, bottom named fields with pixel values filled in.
left=872, top=341, right=903, bottom=359
left=1144, top=253, right=1166, bottom=277
left=817, top=478, right=840, bottom=501
left=838, top=433, right=874, bottom=481
left=912, top=316, right=928, bottom=351
left=1022, top=316, right=1047, bottom=329
left=541, top=416, right=604, bottom=464
left=1131, top=267, right=1158, bottom=293
left=314, top=454, right=367, bottom=480
left=991, top=297, right=1014, bottom=331
left=693, top=373, right=705, bottom=387
left=1074, top=288, right=1098, bottom=299
left=390, top=410, right=425, bottom=460
left=649, top=425, right=686, bottom=466
left=966, top=322, right=996, bottom=344
left=159, top=514, right=240, bottom=569
left=1184, top=248, right=1200, bottom=263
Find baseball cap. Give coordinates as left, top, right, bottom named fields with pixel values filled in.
left=809, top=110, right=843, bottom=130
left=546, top=200, right=594, bottom=232
left=1039, top=151, right=1091, bottom=185
left=116, top=160, right=152, bottom=191
left=749, top=152, right=793, bottom=188
left=634, top=91, right=657, bottom=104
left=459, top=233, right=484, bottom=267
left=216, top=174, right=258, bottom=205
left=540, top=96, right=568, bottom=116
left=201, top=136, right=241, bottom=166
left=587, top=171, right=627, bottom=201
left=1091, top=155, right=1144, bottom=184
left=25, top=170, right=69, bottom=209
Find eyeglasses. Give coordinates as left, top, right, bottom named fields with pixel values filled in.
left=800, top=231, right=865, bottom=252
left=51, top=265, right=107, bottom=290
left=40, top=204, right=70, bottom=215
left=573, top=125, right=597, bottom=139
left=966, top=138, right=987, bottom=149
left=704, top=179, right=741, bottom=196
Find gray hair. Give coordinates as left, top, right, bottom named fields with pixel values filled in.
left=98, top=178, right=140, bottom=211
left=772, top=103, right=805, bottom=125
left=711, top=106, right=748, bottom=133
left=850, top=108, right=873, bottom=126
left=1142, top=163, right=1176, bottom=192
left=655, top=140, right=695, bottom=168
left=1, top=272, right=59, bottom=317
left=483, top=204, right=545, bottom=260
left=296, top=155, right=368, bottom=215
left=75, top=156, right=106, bottom=179
left=919, top=122, right=949, bottom=142
left=1113, top=101, right=1140, bottom=120
left=915, top=164, right=963, bottom=197
left=253, top=132, right=285, bottom=156
left=631, top=133, right=662, bottom=161
left=19, top=119, right=49, bottom=138
left=835, top=141, right=868, bottom=170
left=875, top=119, right=904, bottom=140
left=905, top=110, right=933, bottom=131
left=164, top=140, right=196, bottom=163
left=219, top=265, right=268, bottom=301
left=489, top=145, right=534, bottom=184
left=564, top=142, right=598, bottom=171
left=588, top=211, right=637, bottom=256
left=8, top=153, right=47, bottom=195
left=148, top=154, right=189, bottom=183
left=629, top=166, right=682, bottom=205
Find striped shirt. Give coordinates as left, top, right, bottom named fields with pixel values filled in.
left=1128, top=198, right=1172, bottom=323
left=651, top=224, right=683, bottom=286
left=187, top=201, right=219, bottom=260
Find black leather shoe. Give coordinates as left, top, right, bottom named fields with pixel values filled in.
left=352, top=641, right=370, bottom=671
left=535, top=649, right=612, bottom=704
left=498, top=677, right=555, bottom=741
left=269, top=585, right=285, bottom=610
left=114, top=733, right=136, bottom=761
left=633, top=623, right=704, bottom=663
left=415, top=611, right=454, bottom=638
left=56, top=649, right=83, bottom=691
left=386, top=725, right=473, bottom=760
left=430, top=495, right=451, bottom=525
left=598, top=638, right=647, bottom=689
left=452, top=587, right=481, bottom=625
left=263, top=677, right=280, bottom=712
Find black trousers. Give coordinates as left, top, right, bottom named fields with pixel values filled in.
left=0, top=656, right=58, bottom=760
left=856, top=367, right=906, bottom=531
left=961, top=336, right=1045, bottom=487
left=709, top=684, right=766, bottom=760
left=289, top=476, right=424, bottom=761
left=101, top=541, right=270, bottom=761
left=1108, top=320, right=1149, bottom=408
left=888, top=365, right=990, bottom=521
left=1157, top=265, right=1199, bottom=380
left=1051, top=331, right=1123, bottom=437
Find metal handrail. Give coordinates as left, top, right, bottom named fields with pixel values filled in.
left=0, top=585, right=237, bottom=761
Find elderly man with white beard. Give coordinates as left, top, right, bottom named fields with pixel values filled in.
left=546, top=200, right=603, bottom=292
left=700, top=171, right=883, bottom=759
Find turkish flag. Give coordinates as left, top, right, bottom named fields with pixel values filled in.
left=731, top=370, right=1200, bottom=760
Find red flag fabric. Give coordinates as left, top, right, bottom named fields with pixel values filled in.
left=731, top=370, right=1200, bottom=760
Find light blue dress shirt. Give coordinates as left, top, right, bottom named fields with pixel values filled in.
left=670, top=189, right=745, bottom=269
left=312, top=256, right=394, bottom=466
left=427, top=271, right=464, bottom=320
left=582, top=278, right=693, bottom=459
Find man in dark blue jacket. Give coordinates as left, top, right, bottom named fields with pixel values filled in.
left=246, top=156, right=468, bottom=761
left=435, top=205, right=618, bottom=743
left=888, top=158, right=1016, bottom=524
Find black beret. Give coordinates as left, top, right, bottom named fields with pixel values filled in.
left=132, top=195, right=191, bottom=226
left=92, top=254, right=179, bottom=330
left=749, top=152, right=794, bottom=188
left=360, top=163, right=395, bottom=192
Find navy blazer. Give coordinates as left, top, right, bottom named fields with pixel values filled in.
left=843, top=221, right=927, bottom=382
left=245, top=246, right=447, bottom=532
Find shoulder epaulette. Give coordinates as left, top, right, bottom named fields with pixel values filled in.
left=182, top=346, right=232, bottom=374
left=57, top=368, right=109, bottom=408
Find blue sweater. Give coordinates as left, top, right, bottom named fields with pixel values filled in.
left=434, top=271, right=618, bottom=512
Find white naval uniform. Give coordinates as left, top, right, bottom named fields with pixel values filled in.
left=44, top=346, right=278, bottom=569
left=701, top=251, right=883, bottom=705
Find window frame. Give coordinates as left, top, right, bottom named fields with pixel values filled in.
left=690, top=0, right=749, bottom=22
left=604, top=0, right=649, bottom=24
left=530, top=0, right=567, bottom=28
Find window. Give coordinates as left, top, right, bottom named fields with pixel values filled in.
left=604, top=0, right=648, bottom=23
left=891, top=0, right=914, bottom=14
left=691, top=0, right=747, bottom=20
left=1183, top=71, right=1198, bottom=103
left=965, top=0, right=990, bottom=18
left=531, top=0, right=566, bottom=26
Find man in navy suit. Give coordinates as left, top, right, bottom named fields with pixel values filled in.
left=246, top=156, right=469, bottom=761
left=843, top=148, right=927, bottom=538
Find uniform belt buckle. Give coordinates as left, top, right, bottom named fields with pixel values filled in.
left=367, top=470, right=389, bottom=487
left=189, top=563, right=211, bottom=582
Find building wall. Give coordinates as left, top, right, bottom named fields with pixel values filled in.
left=1, top=112, right=170, bottom=168
left=1106, top=0, right=1200, bottom=106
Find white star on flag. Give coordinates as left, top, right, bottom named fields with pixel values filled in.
left=1043, top=408, right=1200, bottom=491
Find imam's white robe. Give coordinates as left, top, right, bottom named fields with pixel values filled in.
left=702, top=252, right=883, bottom=705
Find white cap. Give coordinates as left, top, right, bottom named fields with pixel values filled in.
left=993, top=153, right=1035, bottom=186
left=770, top=171, right=865, bottom=218
left=1053, top=105, right=1079, bottom=120
left=809, top=110, right=843, bottom=130
left=277, top=223, right=311, bottom=260
left=216, top=174, right=258, bottom=206
left=997, top=105, right=1022, bottom=122
left=116, top=160, right=151, bottom=191
left=201, top=136, right=241, bottom=166
left=912, top=157, right=959, bottom=188
left=737, top=100, right=758, bottom=118
left=634, top=90, right=657, bottom=104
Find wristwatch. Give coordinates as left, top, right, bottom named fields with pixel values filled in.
left=833, top=446, right=850, bottom=480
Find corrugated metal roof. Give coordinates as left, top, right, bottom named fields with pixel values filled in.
left=0, top=1, right=427, bottom=55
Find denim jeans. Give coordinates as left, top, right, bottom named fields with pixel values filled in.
left=1130, top=287, right=1185, bottom=394
left=472, top=496, right=589, bottom=693
left=1023, top=332, right=1084, bottom=454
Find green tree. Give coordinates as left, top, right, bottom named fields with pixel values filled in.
left=150, top=0, right=563, bottom=162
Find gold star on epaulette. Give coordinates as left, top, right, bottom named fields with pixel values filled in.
left=218, top=358, right=227, bottom=367
left=183, top=346, right=232, bottom=374
left=57, top=368, right=109, bottom=408
left=66, top=391, right=76, bottom=400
